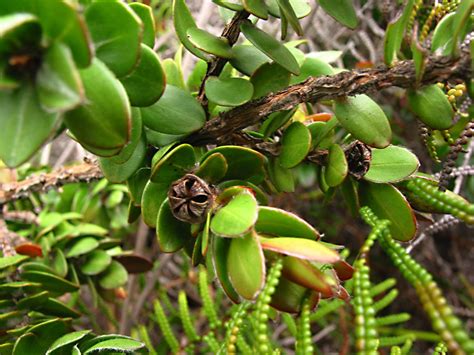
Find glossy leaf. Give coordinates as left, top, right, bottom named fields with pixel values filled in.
left=0, top=86, right=60, bottom=167
left=80, top=250, right=112, bottom=276
left=227, top=231, right=265, bottom=299
left=127, top=167, right=150, bottom=206
left=141, top=181, right=169, bottom=227
left=266, top=0, right=311, bottom=19
left=64, top=58, right=131, bottom=154
left=205, top=77, right=254, bottom=106
left=270, top=277, right=316, bottom=313
left=317, top=0, right=358, bottom=29
left=407, top=85, right=454, bottom=130
left=259, top=237, right=340, bottom=263
left=334, top=94, right=392, bottom=148
left=268, top=157, right=295, bottom=192
left=364, top=145, right=419, bottom=183
left=99, top=261, right=128, bottom=290
left=150, top=143, right=196, bottom=184
left=211, top=190, right=258, bottom=237
left=173, top=0, right=209, bottom=61
left=250, top=62, right=290, bottom=99
left=212, top=236, right=241, bottom=303
left=141, top=85, right=206, bottom=135
left=359, top=181, right=417, bottom=241
left=99, top=133, right=146, bottom=183
left=21, top=271, right=79, bottom=293
left=66, top=237, right=99, bottom=258
left=447, top=0, right=474, bottom=56
left=36, top=42, right=83, bottom=112
left=129, top=3, right=156, bottom=47
left=157, top=199, right=192, bottom=252
left=195, top=152, right=228, bottom=183
left=46, top=330, right=92, bottom=355
left=0, top=255, right=28, bottom=270
left=431, top=13, right=456, bottom=53
left=324, top=144, right=348, bottom=187
left=242, top=0, right=268, bottom=19
left=229, top=44, right=271, bottom=76
left=240, top=21, right=300, bottom=75
left=120, top=44, right=166, bottom=107
left=279, top=121, right=312, bottom=168
left=201, top=146, right=266, bottom=183
left=17, top=291, right=49, bottom=310
left=110, top=108, right=143, bottom=164
left=256, top=206, right=319, bottom=239
left=187, top=28, right=233, bottom=58
left=85, top=2, right=142, bottom=77
left=83, top=337, right=144, bottom=354
left=0, top=13, right=40, bottom=54
left=276, top=0, right=303, bottom=36
left=290, top=57, right=334, bottom=84
left=52, top=250, right=68, bottom=278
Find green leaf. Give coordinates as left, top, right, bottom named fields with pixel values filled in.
left=16, top=291, right=49, bottom=310
left=212, top=236, right=241, bottom=303
left=268, top=157, right=295, bottom=192
left=0, top=13, right=41, bottom=54
left=279, top=121, right=312, bottom=168
left=290, top=57, right=334, bottom=84
left=64, top=58, right=131, bottom=154
left=250, top=62, right=290, bottom=98
left=161, top=58, right=186, bottom=89
left=447, top=0, right=474, bottom=56
left=205, top=77, right=253, bottom=106
left=255, top=206, right=319, bottom=239
left=187, top=27, right=233, bottom=58
left=431, top=13, right=456, bottom=53
left=317, top=0, right=358, bottom=29
left=129, top=3, right=156, bottom=48
left=85, top=1, right=142, bottom=77
left=141, top=181, right=169, bottom=227
left=83, top=337, right=144, bottom=354
left=334, top=94, right=392, bottom=148
left=211, top=190, right=258, bottom=237
left=127, top=168, right=150, bottom=206
left=150, top=143, right=196, bottom=184
left=0, top=86, right=61, bottom=167
left=141, top=85, right=206, bottom=135
left=359, top=181, right=417, bottom=241
left=242, top=0, right=268, bottom=19
left=240, top=21, right=300, bottom=75
left=36, top=42, right=83, bottom=112
left=109, top=107, right=143, bottom=164
left=270, top=276, right=315, bottom=313
left=157, top=199, right=192, bottom=252
left=173, top=0, right=210, bottom=61
left=21, top=271, right=79, bottom=293
left=52, top=249, right=68, bottom=278
left=66, top=237, right=99, bottom=258
left=0, top=255, right=28, bottom=270
left=267, top=0, right=311, bottom=19
left=407, top=85, right=454, bottom=130
left=99, top=260, right=128, bottom=289
left=324, top=144, right=348, bottom=187
left=99, top=133, right=146, bottom=183
left=46, top=330, right=92, bottom=355
left=227, top=231, right=265, bottom=300
left=364, top=145, right=419, bottom=183
left=201, top=146, right=266, bottom=183
left=411, top=35, right=426, bottom=85
left=276, top=0, right=303, bottom=36
left=383, top=0, right=415, bottom=65
left=260, top=236, right=340, bottom=263
left=80, top=250, right=112, bottom=276
left=218, top=180, right=269, bottom=205
left=195, top=152, right=228, bottom=183
left=120, top=44, right=165, bottom=107
left=229, top=44, right=271, bottom=76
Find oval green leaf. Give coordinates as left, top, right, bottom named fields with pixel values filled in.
left=129, top=3, right=156, bottom=48
left=195, top=152, right=228, bottom=183
left=46, top=330, right=92, bottom=355
left=250, top=62, right=290, bottom=99
left=84, top=337, right=144, bottom=354
left=229, top=44, right=271, bottom=76
left=150, top=143, right=196, bottom=184
left=212, top=236, right=241, bottom=303
left=80, top=250, right=112, bottom=276
left=279, top=121, right=312, bottom=168
left=21, top=271, right=79, bottom=293
left=205, top=77, right=254, bottom=106
left=317, top=0, right=358, bottom=29
left=66, top=237, right=99, bottom=258
left=157, top=199, right=192, bottom=252
left=98, top=260, right=128, bottom=289
left=187, top=27, right=233, bottom=58
left=324, top=144, right=348, bottom=187
left=141, top=181, right=169, bottom=227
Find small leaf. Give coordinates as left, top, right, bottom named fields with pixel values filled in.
left=0, top=255, right=29, bottom=270
left=259, top=236, right=340, bottom=263
left=431, top=13, right=456, bottom=53
left=150, top=143, right=196, bottom=184
left=276, top=0, right=303, bottom=36
left=127, top=167, right=150, bottom=206
left=268, top=157, right=295, bottom=192
left=334, top=94, right=392, bottom=148
left=256, top=206, right=319, bottom=239
left=195, top=152, right=228, bottom=183
left=324, top=144, right=348, bottom=187
left=212, top=236, right=241, bottom=303
left=240, top=21, right=300, bottom=75
left=250, top=62, right=290, bottom=99
left=211, top=190, right=258, bottom=237
left=129, top=3, right=156, bottom=48
left=279, top=121, right=312, bottom=168
left=46, top=330, right=92, bottom=354
left=80, top=250, right=112, bottom=276
left=229, top=44, right=271, bottom=76
left=205, top=77, right=254, bottom=106
left=120, top=44, right=166, bottom=107
left=83, top=337, right=144, bottom=354
left=66, top=237, right=99, bottom=258
left=187, top=27, right=233, bottom=58
left=85, top=2, right=142, bottom=77
left=157, top=199, right=192, bottom=252
left=227, top=231, right=265, bottom=300
left=317, top=0, right=358, bottom=29
left=141, top=85, right=206, bottom=135
left=270, top=277, right=317, bottom=313
left=447, top=0, right=474, bottom=56
left=359, top=181, right=417, bottom=241
left=16, top=291, right=49, bottom=310
left=290, top=57, right=334, bottom=84
left=364, top=145, right=419, bottom=183
left=141, top=181, right=169, bottom=227
left=242, top=0, right=268, bottom=19
left=99, top=261, right=128, bottom=290
left=36, top=42, right=84, bottom=112
left=173, top=0, right=209, bottom=61
left=21, top=271, right=79, bottom=293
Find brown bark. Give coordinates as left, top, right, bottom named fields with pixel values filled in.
left=187, top=51, right=472, bottom=145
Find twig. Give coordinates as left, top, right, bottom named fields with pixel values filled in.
left=0, top=159, right=103, bottom=205
left=187, top=51, right=471, bottom=145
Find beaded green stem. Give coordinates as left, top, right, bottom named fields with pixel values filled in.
left=198, top=265, right=220, bottom=330
left=295, top=298, right=314, bottom=355
left=223, top=302, right=251, bottom=355
left=153, top=299, right=180, bottom=353
left=178, top=290, right=200, bottom=343
left=433, top=341, right=448, bottom=354
left=253, top=258, right=283, bottom=354
left=361, top=207, right=474, bottom=354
